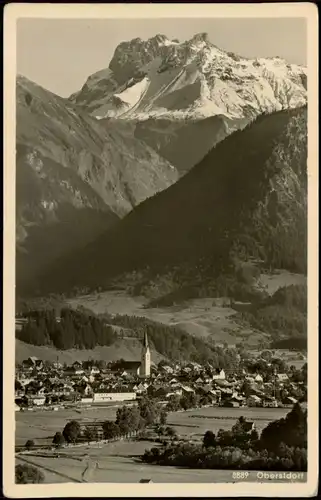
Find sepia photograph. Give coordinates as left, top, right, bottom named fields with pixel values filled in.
left=3, top=2, right=318, bottom=497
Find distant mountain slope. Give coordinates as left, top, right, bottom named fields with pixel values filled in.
left=16, top=75, right=178, bottom=287
left=133, top=114, right=249, bottom=176
left=28, top=106, right=307, bottom=297
left=70, top=33, right=307, bottom=175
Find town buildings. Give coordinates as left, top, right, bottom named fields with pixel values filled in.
left=15, top=334, right=306, bottom=411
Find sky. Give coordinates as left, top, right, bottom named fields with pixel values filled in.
left=16, top=17, right=307, bottom=97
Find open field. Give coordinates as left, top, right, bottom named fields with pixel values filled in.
left=67, top=270, right=306, bottom=347
left=16, top=406, right=118, bottom=446
left=15, top=405, right=307, bottom=483
left=68, top=291, right=241, bottom=342
left=167, top=406, right=291, bottom=440
left=16, top=405, right=290, bottom=447
left=16, top=448, right=307, bottom=484
left=67, top=291, right=262, bottom=346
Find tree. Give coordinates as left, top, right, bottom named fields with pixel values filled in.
left=103, top=421, right=120, bottom=440
left=84, top=426, right=96, bottom=443
left=25, top=440, right=35, bottom=451
left=63, top=420, right=81, bottom=443
left=96, top=360, right=107, bottom=370
left=231, top=416, right=246, bottom=434
left=180, top=393, right=197, bottom=410
left=241, top=380, right=252, bottom=398
left=155, top=424, right=166, bottom=437
left=166, top=395, right=181, bottom=412
left=116, top=406, right=141, bottom=435
left=165, top=426, right=177, bottom=439
left=250, top=429, right=259, bottom=442
left=52, top=432, right=65, bottom=448
left=15, top=379, right=23, bottom=392
left=200, top=393, right=213, bottom=406
left=138, top=398, right=157, bottom=426
left=203, top=430, right=216, bottom=449
left=159, top=409, right=168, bottom=426
left=260, top=403, right=307, bottom=452
left=216, top=429, right=234, bottom=447
left=15, top=464, right=44, bottom=484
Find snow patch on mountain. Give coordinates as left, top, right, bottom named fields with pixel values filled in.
left=114, top=77, right=150, bottom=112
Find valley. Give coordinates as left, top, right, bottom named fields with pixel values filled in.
left=13, top=24, right=310, bottom=488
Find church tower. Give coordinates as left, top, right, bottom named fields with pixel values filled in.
left=140, top=331, right=151, bottom=378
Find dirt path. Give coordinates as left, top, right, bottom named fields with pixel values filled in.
left=81, top=460, right=99, bottom=482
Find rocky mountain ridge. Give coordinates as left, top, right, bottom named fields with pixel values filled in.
left=70, top=32, right=307, bottom=122
left=69, top=33, right=307, bottom=175
left=16, top=75, right=178, bottom=287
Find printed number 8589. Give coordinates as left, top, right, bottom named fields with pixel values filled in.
left=232, top=471, right=249, bottom=480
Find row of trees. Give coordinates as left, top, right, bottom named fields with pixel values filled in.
left=143, top=403, right=307, bottom=471
left=101, top=312, right=240, bottom=367
left=51, top=398, right=168, bottom=447
left=143, top=440, right=307, bottom=471
left=17, top=305, right=240, bottom=367
left=202, top=404, right=307, bottom=453
left=164, top=392, right=212, bottom=412
left=17, top=308, right=116, bottom=349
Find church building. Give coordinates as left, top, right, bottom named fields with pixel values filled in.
left=112, top=332, right=151, bottom=378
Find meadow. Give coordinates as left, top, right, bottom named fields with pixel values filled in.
left=16, top=405, right=290, bottom=447
left=16, top=405, right=305, bottom=484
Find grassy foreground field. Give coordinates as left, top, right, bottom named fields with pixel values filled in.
left=16, top=448, right=307, bottom=484
left=15, top=405, right=307, bottom=483
left=16, top=405, right=290, bottom=446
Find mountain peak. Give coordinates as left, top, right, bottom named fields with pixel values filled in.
left=149, top=33, right=169, bottom=43
left=190, top=32, right=210, bottom=44
left=71, top=31, right=307, bottom=124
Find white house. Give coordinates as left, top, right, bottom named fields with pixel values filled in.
left=181, top=385, right=195, bottom=394
left=93, top=392, right=136, bottom=403
left=213, top=369, right=226, bottom=380
left=30, top=396, right=46, bottom=406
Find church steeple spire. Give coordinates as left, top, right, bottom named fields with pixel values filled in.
left=140, top=331, right=151, bottom=378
